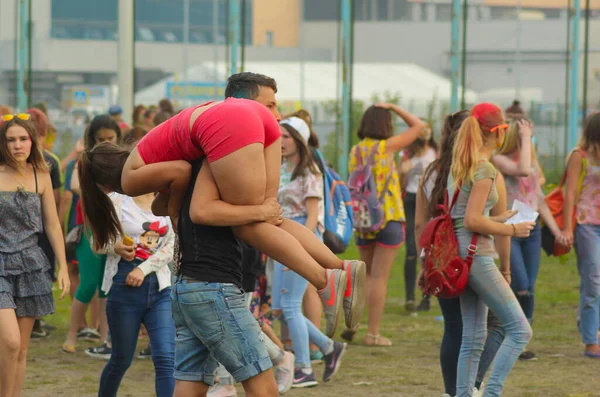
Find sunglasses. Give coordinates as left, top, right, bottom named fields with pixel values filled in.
left=490, top=124, right=509, bottom=133
left=1, top=113, right=30, bottom=122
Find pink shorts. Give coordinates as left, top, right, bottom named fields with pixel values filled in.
left=137, top=98, right=281, bottom=165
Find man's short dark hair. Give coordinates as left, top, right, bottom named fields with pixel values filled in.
left=225, top=72, right=278, bottom=100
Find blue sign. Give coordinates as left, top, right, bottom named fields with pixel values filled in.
left=72, top=89, right=88, bottom=105
left=166, top=82, right=226, bottom=101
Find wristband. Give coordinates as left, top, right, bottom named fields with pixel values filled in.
left=511, top=224, right=516, bottom=237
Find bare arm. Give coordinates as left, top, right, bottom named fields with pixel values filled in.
left=152, top=192, right=170, bottom=217
left=304, top=197, right=320, bottom=233
left=414, top=183, right=430, bottom=250
left=189, top=159, right=281, bottom=226
left=490, top=172, right=511, bottom=277
left=58, top=190, right=73, bottom=233
left=464, top=178, right=534, bottom=238
left=536, top=160, right=546, bottom=186
left=563, top=151, right=583, bottom=245
left=380, top=104, right=425, bottom=154
left=70, top=166, right=80, bottom=196
left=53, top=188, right=61, bottom=213
left=537, top=184, right=560, bottom=237
left=60, top=139, right=84, bottom=172
left=40, top=172, right=70, bottom=298
left=492, top=121, right=533, bottom=177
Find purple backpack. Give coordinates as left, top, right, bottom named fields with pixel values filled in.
left=347, top=144, right=392, bottom=234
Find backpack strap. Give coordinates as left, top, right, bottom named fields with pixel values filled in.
left=353, top=146, right=364, bottom=168
left=465, top=233, right=479, bottom=266
left=366, top=142, right=381, bottom=167
left=378, top=174, right=393, bottom=201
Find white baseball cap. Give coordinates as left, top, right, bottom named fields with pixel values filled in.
left=280, top=117, right=310, bottom=144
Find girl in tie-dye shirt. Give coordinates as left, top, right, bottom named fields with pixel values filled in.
left=563, top=112, right=600, bottom=358
left=493, top=116, right=566, bottom=361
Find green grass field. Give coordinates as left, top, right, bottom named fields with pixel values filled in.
left=24, top=245, right=594, bottom=397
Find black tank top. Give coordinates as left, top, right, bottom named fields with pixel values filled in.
left=178, top=160, right=243, bottom=287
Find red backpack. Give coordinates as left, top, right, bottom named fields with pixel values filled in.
left=419, top=187, right=478, bottom=299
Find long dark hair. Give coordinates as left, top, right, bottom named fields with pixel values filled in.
left=357, top=106, right=394, bottom=140
left=85, top=115, right=122, bottom=150
left=281, top=124, right=320, bottom=180
left=78, top=142, right=130, bottom=251
left=580, top=112, right=600, bottom=161
left=422, top=110, right=469, bottom=216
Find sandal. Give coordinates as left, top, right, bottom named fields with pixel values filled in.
left=61, top=343, right=77, bottom=353
left=364, top=333, right=392, bottom=347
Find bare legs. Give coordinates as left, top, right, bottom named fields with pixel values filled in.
left=209, top=142, right=337, bottom=290
left=359, top=245, right=398, bottom=346
left=0, top=309, right=20, bottom=397
left=0, top=310, right=35, bottom=397
left=121, top=149, right=191, bottom=219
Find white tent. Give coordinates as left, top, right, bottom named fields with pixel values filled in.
left=134, top=61, right=478, bottom=107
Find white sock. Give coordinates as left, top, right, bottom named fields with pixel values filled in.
left=323, top=339, right=335, bottom=355
left=300, top=368, right=313, bottom=375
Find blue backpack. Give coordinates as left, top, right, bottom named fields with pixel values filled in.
left=347, top=144, right=392, bottom=234
left=312, top=149, right=353, bottom=254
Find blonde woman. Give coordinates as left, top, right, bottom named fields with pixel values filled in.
left=448, top=103, right=533, bottom=396
left=492, top=117, right=567, bottom=361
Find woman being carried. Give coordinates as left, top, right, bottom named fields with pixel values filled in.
left=78, top=97, right=364, bottom=337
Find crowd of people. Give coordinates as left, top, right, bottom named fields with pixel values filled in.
left=0, top=71, right=598, bottom=397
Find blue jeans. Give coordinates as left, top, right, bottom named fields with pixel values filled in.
left=271, top=216, right=331, bottom=369
left=457, top=255, right=532, bottom=397
left=510, top=222, right=541, bottom=322
left=171, top=278, right=271, bottom=384
left=575, top=224, right=600, bottom=345
left=99, top=261, right=175, bottom=397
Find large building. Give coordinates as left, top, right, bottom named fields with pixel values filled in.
left=0, top=0, right=599, bottom=111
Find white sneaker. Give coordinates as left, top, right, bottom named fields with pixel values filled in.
left=474, top=385, right=483, bottom=397
left=274, top=351, right=295, bottom=394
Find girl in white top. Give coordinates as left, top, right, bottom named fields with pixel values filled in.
left=97, top=192, right=175, bottom=397
left=399, top=125, right=437, bottom=311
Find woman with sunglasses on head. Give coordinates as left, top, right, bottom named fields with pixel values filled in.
left=0, top=113, right=70, bottom=397
left=416, top=110, right=514, bottom=397
left=448, top=103, right=534, bottom=397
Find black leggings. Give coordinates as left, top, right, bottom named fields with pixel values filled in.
left=403, top=193, right=417, bottom=302
left=438, top=297, right=462, bottom=396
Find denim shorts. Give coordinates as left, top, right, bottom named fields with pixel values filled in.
left=356, top=220, right=405, bottom=248
left=170, top=278, right=272, bottom=384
